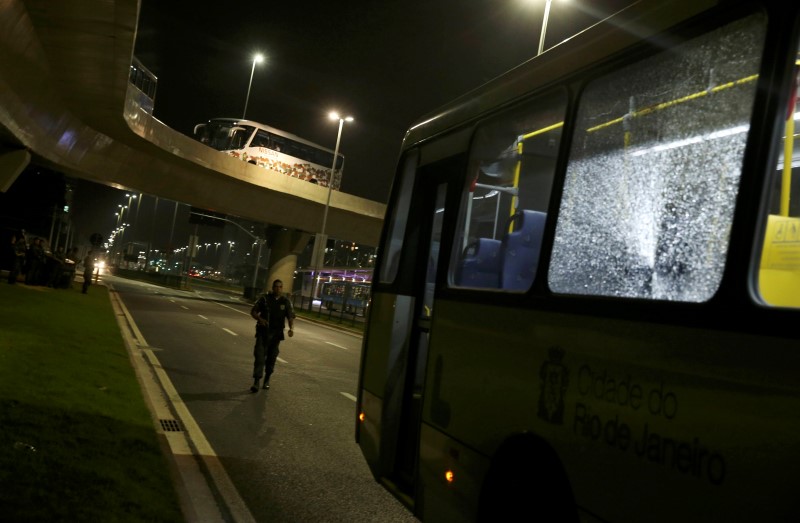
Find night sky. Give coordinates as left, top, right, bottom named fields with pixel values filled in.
left=132, top=0, right=632, bottom=202
left=3, top=0, right=632, bottom=257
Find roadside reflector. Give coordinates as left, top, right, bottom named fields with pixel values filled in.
left=445, top=470, right=454, bottom=483
left=359, top=412, right=365, bottom=422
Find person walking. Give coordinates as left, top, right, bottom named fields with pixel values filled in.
left=7, top=233, right=26, bottom=284
left=249, top=279, right=295, bottom=392
left=48, top=245, right=66, bottom=288
left=24, top=237, right=45, bottom=285
left=81, top=251, right=95, bottom=294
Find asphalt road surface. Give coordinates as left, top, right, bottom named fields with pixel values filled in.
left=109, top=274, right=418, bottom=523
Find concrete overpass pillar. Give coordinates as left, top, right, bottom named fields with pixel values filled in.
left=0, top=149, right=31, bottom=192
left=265, top=228, right=311, bottom=296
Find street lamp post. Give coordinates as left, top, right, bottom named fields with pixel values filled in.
left=123, top=194, right=136, bottom=263
left=538, top=0, right=553, bottom=56
left=118, top=223, right=129, bottom=266
left=189, top=211, right=266, bottom=296
left=242, top=53, right=264, bottom=120
left=125, top=193, right=136, bottom=219
left=311, top=111, right=353, bottom=308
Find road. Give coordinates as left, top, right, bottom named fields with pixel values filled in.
left=108, top=274, right=417, bottom=523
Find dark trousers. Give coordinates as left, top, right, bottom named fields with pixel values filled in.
left=252, top=330, right=281, bottom=382
left=81, top=270, right=92, bottom=293
left=7, top=257, right=23, bottom=283
left=25, top=260, right=43, bottom=285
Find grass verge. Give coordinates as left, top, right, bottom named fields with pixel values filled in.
left=0, top=282, right=184, bottom=522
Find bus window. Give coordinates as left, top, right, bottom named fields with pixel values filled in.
left=251, top=130, right=272, bottom=149
left=757, top=58, right=800, bottom=308
left=450, top=90, right=565, bottom=291
left=549, top=14, right=766, bottom=302
left=378, top=151, right=419, bottom=283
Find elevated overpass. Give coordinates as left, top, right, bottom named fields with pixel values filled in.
left=0, top=0, right=386, bottom=251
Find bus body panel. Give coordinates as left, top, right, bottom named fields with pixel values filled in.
left=359, top=388, right=383, bottom=479
left=417, top=422, right=488, bottom=522
left=358, top=0, right=800, bottom=520
left=419, top=298, right=800, bottom=522
left=358, top=292, right=416, bottom=481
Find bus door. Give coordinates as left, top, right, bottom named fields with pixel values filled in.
left=380, top=159, right=457, bottom=501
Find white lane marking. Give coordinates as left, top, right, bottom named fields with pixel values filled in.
left=326, top=342, right=349, bottom=350
left=181, top=305, right=189, bottom=310
left=277, top=357, right=288, bottom=364
left=198, top=314, right=208, bottom=320
left=169, top=299, right=176, bottom=303
left=222, top=328, right=238, bottom=336
left=216, top=302, right=250, bottom=315
left=341, top=392, right=356, bottom=402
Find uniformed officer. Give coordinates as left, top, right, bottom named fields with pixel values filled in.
left=249, top=279, right=295, bottom=392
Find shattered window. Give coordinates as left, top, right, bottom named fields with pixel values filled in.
left=549, top=14, right=766, bottom=302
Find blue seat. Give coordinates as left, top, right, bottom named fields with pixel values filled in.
left=457, top=238, right=502, bottom=288
left=501, top=210, right=546, bottom=291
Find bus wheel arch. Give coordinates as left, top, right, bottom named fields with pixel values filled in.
left=477, top=432, right=578, bottom=522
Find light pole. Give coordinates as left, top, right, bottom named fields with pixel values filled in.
left=538, top=0, right=554, bottom=56
left=242, top=53, right=264, bottom=120
left=125, top=193, right=136, bottom=214
left=118, top=223, right=129, bottom=266
left=189, top=212, right=266, bottom=296
left=311, top=111, right=353, bottom=306
left=124, top=193, right=136, bottom=256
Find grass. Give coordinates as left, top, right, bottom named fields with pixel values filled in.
left=0, top=280, right=184, bottom=522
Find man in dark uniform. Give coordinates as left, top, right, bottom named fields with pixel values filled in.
left=249, top=279, right=295, bottom=392
left=7, top=233, right=26, bottom=284
left=81, top=251, right=95, bottom=294
left=25, top=237, right=45, bottom=285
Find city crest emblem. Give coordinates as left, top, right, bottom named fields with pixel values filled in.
left=538, top=347, right=568, bottom=425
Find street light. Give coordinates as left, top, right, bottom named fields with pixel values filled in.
left=312, top=111, right=353, bottom=305
left=124, top=193, right=136, bottom=252
left=321, top=111, right=352, bottom=236
left=536, top=0, right=557, bottom=56
left=242, top=53, right=264, bottom=120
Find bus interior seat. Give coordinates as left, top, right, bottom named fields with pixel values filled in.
left=501, top=210, right=546, bottom=291
left=458, top=238, right=502, bottom=288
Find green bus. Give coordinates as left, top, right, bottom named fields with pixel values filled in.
left=356, top=0, right=800, bottom=521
